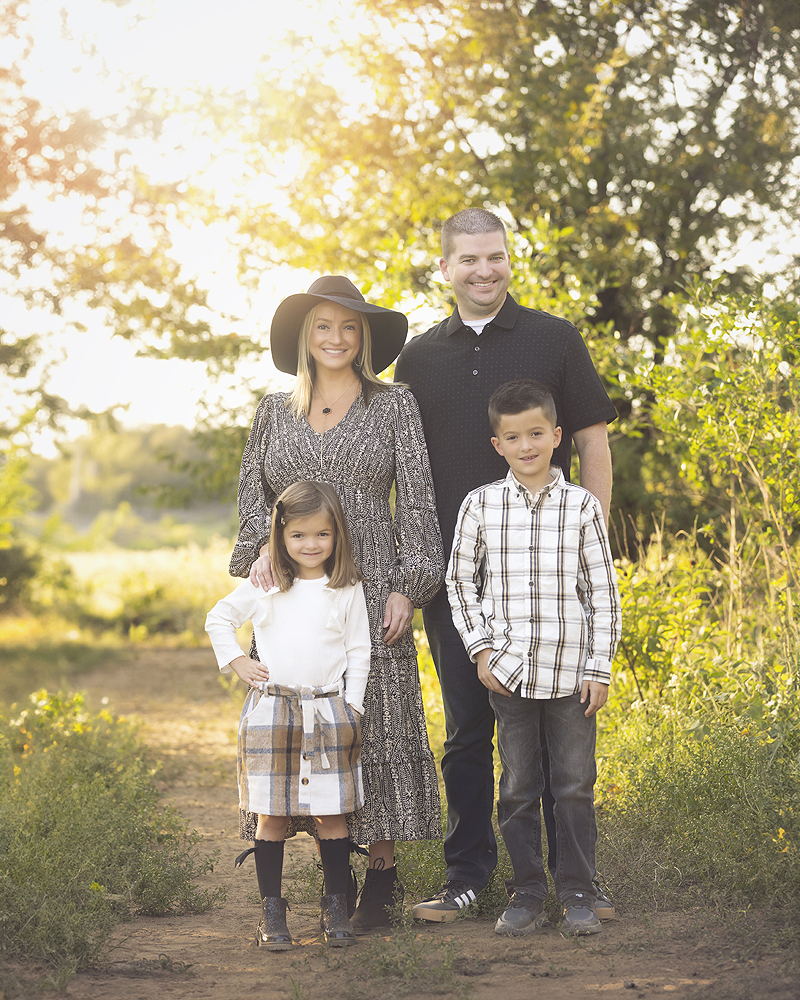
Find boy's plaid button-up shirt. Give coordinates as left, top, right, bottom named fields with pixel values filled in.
left=447, top=468, right=622, bottom=698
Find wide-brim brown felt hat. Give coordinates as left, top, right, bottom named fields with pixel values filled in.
left=270, top=275, right=408, bottom=375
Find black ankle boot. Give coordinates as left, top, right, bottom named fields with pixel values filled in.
left=255, top=897, right=293, bottom=950
left=320, top=893, right=355, bottom=946
left=351, top=864, right=404, bottom=934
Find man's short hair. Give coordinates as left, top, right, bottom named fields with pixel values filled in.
left=488, top=379, right=558, bottom=434
left=441, top=208, right=508, bottom=260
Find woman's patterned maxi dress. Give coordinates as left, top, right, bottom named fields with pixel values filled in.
left=229, top=386, right=444, bottom=844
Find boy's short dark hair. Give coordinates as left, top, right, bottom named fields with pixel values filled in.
left=488, top=379, right=558, bottom=434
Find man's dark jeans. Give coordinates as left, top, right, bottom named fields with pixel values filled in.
left=490, top=688, right=597, bottom=902
left=423, top=587, right=497, bottom=888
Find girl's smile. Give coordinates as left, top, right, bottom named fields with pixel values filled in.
left=283, top=512, right=335, bottom=579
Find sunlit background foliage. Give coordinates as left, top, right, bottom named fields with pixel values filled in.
left=1, top=0, right=799, bottom=978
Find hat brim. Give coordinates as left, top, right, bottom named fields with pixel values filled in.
left=270, top=293, right=408, bottom=375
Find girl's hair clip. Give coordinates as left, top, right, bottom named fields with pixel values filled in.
left=275, top=499, right=285, bottom=525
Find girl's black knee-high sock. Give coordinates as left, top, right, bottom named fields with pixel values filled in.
left=254, top=839, right=285, bottom=900
left=318, top=837, right=351, bottom=896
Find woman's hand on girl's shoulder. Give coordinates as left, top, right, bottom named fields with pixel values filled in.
left=229, top=655, right=269, bottom=688
left=250, top=551, right=275, bottom=590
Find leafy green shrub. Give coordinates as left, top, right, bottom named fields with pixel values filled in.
left=0, top=543, right=41, bottom=610
left=597, top=704, right=800, bottom=915
left=0, top=691, right=225, bottom=975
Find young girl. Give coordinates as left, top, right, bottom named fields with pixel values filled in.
left=205, top=480, right=370, bottom=950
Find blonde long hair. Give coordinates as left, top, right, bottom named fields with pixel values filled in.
left=285, top=304, right=394, bottom=418
left=268, top=481, right=361, bottom=592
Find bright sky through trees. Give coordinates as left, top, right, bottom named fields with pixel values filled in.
left=10, top=0, right=352, bottom=447
left=7, top=0, right=798, bottom=456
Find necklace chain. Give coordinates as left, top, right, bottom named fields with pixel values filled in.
left=316, top=379, right=359, bottom=472
left=317, top=379, right=358, bottom=416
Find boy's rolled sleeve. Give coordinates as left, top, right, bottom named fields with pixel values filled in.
left=581, top=656, right=613, bottom=686
left=577, top=499, right=622, bottom=678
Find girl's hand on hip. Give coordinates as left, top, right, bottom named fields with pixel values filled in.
left=383, top=592, right=414, bottom=646
left=250, top=551, right=275, bottom=590
left=229, top=655, right=269, bottom=688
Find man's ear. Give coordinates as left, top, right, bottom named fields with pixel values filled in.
left=438, top=257, right=451, bottom=282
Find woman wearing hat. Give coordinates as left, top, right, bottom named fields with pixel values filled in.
left=229, top=276, right=444, bottom=932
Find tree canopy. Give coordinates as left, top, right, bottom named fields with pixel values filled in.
left=211, top=0, right=800, bottom=343
left=0, top=0, right=258, bottom=445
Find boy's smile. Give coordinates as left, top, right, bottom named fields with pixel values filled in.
left=491, top=406, right=562, bottom=492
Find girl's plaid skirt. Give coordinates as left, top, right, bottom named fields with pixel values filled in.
left=238, top=681, right=363, bottom=817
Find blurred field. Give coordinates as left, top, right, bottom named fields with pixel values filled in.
left=62, top=538, right=237, bottom=631
left=0, top=540, right=250, bottom=706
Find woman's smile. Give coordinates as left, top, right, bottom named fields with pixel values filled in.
left=308, top=303, right=362, bottom=371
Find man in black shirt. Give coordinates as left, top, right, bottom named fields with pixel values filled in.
left=395, top=208, right=617, bottom=922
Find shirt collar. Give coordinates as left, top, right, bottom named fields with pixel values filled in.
left=505, top=466, right=564, bottom=503
left=445, top=293, right=519, bottom=337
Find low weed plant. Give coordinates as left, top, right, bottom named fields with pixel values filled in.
left=0, top=614, right=128, bottom=706
left=597, top=703, right=800, bottom=919
left=361, top=908, right=463, bottom=995
left=0, top=691, right=224, bottom=977
left=596, top=508, right=800, bottom=931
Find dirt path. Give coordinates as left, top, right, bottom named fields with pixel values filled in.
left=12, top=648, right=800, bottom=1000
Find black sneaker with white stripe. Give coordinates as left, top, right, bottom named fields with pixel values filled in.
left=411, top=880, right=479, bottom=922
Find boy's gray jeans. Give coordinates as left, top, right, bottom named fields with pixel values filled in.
left=489, top=688, right=597, bottom=903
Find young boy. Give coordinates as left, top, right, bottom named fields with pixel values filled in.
left=447, top=379, right=621, bottom=937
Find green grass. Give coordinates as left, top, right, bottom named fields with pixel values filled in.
left=0, top=635, right=127, bottom=707
left=596, top=705, right=800, bottom=919
left=57, top=540, right=237, bottom=637
left=0, top=691, right=225, bottom=978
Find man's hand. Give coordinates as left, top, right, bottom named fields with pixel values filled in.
left=580, top=679, right=609, bottom=717
left=383, top=592, right=414, bottom=646
left=229, top=655, right=269, bottom=689
left=250, top=549, right=275, bottom=590
left=476, top=648, right=512, bottom=697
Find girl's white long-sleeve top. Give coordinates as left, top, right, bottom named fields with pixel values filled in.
left=204, top=577, right=371, bottom=714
